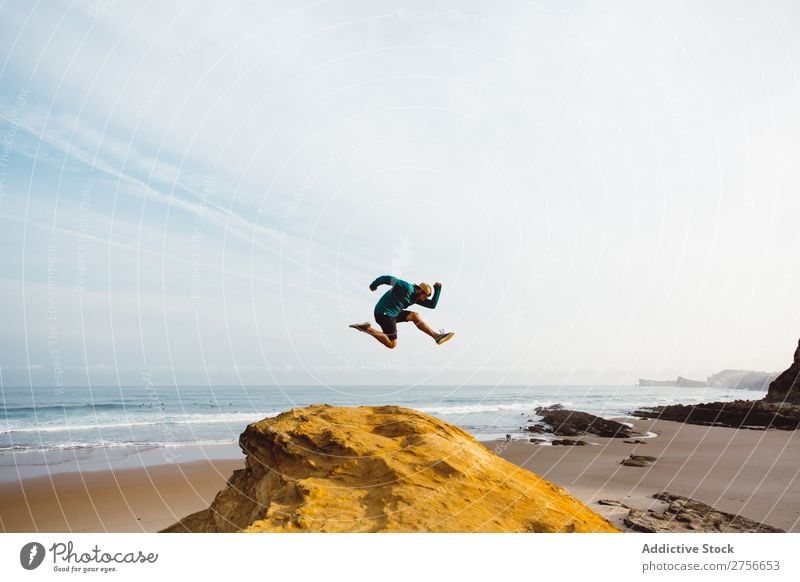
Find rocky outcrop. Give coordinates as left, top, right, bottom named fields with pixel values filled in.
left=163, top=404, right=618, bottom=533
left=763, top=339, right=800, bottom=404
left=530, top=406, right=633, bottom=438
left=623, top=492, right=784, bottom=533
left=633, top=399, right=800, bottom=429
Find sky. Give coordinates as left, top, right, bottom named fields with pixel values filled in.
left=0, top=0, right=799, bottom=388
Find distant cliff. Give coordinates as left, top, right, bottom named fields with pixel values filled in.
left=638, top=376, right=706, bottom=387
left=163, top=404, right=618, bottom=533
left=638, top=378, right=682, bottom=387
left=707, top=370, right=777, bottom=391
left=639, top=371, right=777, bottom=390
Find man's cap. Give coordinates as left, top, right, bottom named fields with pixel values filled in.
left=417, top=282, right=432, bottom=297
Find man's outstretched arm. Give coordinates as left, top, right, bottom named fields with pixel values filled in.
left=369, top=275, right=399, bottom=291
left=419, top=282, right=442, bottom=308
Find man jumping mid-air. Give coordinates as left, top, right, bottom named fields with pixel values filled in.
left=349, top=275, right=455, bottom=349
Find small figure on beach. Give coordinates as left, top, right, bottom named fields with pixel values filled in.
left=349, top=275, right=454, bottom=349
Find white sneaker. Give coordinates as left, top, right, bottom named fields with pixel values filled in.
left=435, top=330, right=455, bottom=345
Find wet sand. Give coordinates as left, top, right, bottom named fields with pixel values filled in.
left=0, top=457, right=242, bottom=532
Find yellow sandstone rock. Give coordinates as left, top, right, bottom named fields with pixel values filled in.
left=163, top=404, right=619, bottom=533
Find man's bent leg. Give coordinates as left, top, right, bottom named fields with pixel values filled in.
left=403, top=311, right=438, bottom=340
left=370, top=312, right=399, bottom=349
left=365, top=327, right=397, bottom=349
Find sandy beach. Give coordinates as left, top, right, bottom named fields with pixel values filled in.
left=494, top=418, right=800, bottom=532
left=1, top=418, right=799, bottom=532
left=0, top=457, right=242, bottom=532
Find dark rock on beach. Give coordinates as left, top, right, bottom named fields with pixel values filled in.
left=763, top=338, right=800, bottom=404
left=597, top=499, right=627, bottom=507
left=533, top=406, right=633, bottom=438
left=551, top=439, right=587, bottom=446
left=620, top=455, right=657, bottom=467
left=632, top=399, right=800, bottom=430
left=623, top=492, right=785, bottom=533
left=524, top=424, right=549, bottom=434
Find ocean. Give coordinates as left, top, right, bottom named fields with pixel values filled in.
left=1, top=384, right=756, bottom=455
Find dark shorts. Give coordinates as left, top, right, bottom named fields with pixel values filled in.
left=374, top=310, right=413, bottom=341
